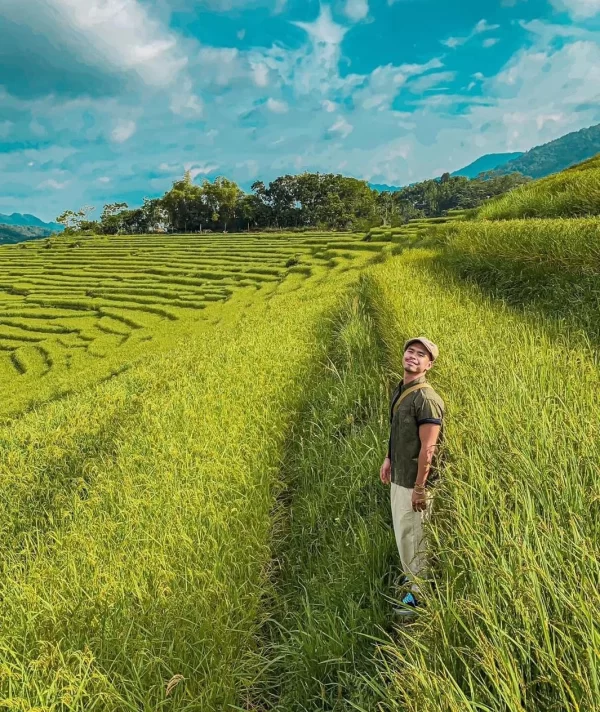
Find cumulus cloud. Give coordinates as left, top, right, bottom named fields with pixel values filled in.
left=483, top=38, right=500, bottom=48
left=344, top=0, right=369, bottom=22
left=0, top=0, right=189, bottom=98
left=549, top=0, right=600, bottom=18
left=111, top=120, right=137, bottom=143
left=266, top=98, right=289, bottom=113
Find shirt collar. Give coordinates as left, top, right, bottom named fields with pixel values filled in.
left=400, top=374, right=428, bottom=392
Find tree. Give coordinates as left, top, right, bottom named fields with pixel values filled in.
left=100, top=202, right=129, bottom=234
left=162, top=171, right=204, bottom=232
left=56, top=205, right=96, bottom=234
left=202, top=177, right=244, bottom=232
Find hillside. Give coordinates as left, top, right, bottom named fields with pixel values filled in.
left=492, top=122, right=600, bottom=178
left=0, top=212, right=63, bottom=231
left=0, top=223, right=54, bottom=244
left=450, top=151, right=523, bottom=178
left=477, top=152, right=600, bottom=219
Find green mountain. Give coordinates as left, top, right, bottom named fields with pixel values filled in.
left=0, top=212, right=63, bottom=232
left=450, top=152, right=523, bottom=179
left=0, top=223, right=53, bottom=245
left=492, top=122, right=600, bottom=179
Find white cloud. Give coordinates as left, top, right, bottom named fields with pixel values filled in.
left=442, top=37, right=466, bottom=49
left=251, top=62, right=270, bottom=87
left=344, top=0, right=369, bottom=22
left=293, top=5, right=348, bottom=45
left=409, top=71, right=456, bottom=93
left=536, top=113, right=564, bottom=129
left=237, top=29, right=246, bottom=40
left=549, top=0, right=600, bottom=18
left=322, top=100, right=337, bottom=112
left=266, top=97, right=289, bottom=113
left=184, top=162, right=220, bottom=179
left=1, top=0, right=188, bottom=90
left=111, top=119, right=137, bottom=143
left=474, top=19, right=500, bottom=33
left=329, top=117, right=353, bottom=138
left=483, top=38, right=500, bottom=48
left=442, top=18, right=501, bottom=49
left=39, top=178, right=69, bottom=190
left=98, top=176, right=111, bottom=183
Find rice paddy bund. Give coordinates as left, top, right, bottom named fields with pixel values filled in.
left=0, top=230, right=379, bottom=417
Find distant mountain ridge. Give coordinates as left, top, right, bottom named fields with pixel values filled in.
left=0, top=212, right=63, bottom=232
left=370, top=122, right=600, bottom=192
left=450, top=152, right=523, bottom=179
left=489, top=123, right=600, bottom=179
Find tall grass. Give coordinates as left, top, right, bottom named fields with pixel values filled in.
left=432, top=218, right=600, bottom=347
left=477, top=155, right=600, bottom=220
left=367, top=250, right=600, bottom=711
left=438, top=218, right=600, bottom=275
left=250, top=277, right=396, bottom=710
left=0, top=272, right=353, bottom=710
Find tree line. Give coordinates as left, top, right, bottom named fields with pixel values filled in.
left=56, top=169, right=529, bottom=235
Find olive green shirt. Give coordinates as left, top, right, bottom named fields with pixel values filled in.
left=387, top=374, right=445, bottom=489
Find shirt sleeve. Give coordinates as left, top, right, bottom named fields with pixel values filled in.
left=415, top=395, right=444, bottom=427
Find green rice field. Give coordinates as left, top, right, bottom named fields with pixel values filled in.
left=1, top=158, right=600, bottom=711
left=0, top=230, right=378, bottom=417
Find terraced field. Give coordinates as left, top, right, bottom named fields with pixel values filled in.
left=0, top=231, right=379, bottom=417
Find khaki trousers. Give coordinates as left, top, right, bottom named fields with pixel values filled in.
left=390, top=483, right=432, bottom=594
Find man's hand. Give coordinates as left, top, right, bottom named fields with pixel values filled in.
left=412, top=488, right=427, bottom=512
left=380, top=457, right=391, bottom=485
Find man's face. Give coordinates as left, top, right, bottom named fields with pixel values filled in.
left=403, top=342, right=432, bottom=374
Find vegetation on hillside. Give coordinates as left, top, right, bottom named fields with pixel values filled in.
left=54, top=169, right=528, bottom=237
left=0, top=223, right=53, bottom=245
left=477, top=153, right=600, bottom=220
left=369, top=249, right=600, bottom=711
left=491, top=121, right=600, bottom=179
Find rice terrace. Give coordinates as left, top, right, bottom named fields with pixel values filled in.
left=2, top=1, right=600, bottom=709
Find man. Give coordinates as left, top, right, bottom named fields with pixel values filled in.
left=380, top=336, right=444, bottom=614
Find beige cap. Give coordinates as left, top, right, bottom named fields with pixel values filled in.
left=404, top=336, right=439, bottom=362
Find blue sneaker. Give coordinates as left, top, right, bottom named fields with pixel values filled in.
left=393, top=591, right=421, bottom=618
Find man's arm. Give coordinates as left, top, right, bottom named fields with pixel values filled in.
left=415, top=423, right=441, bottom=488
left=412, top=423, right=441, bottom=511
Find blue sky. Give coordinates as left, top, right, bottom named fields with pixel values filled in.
left=1, top=0, right=600, bottom=221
